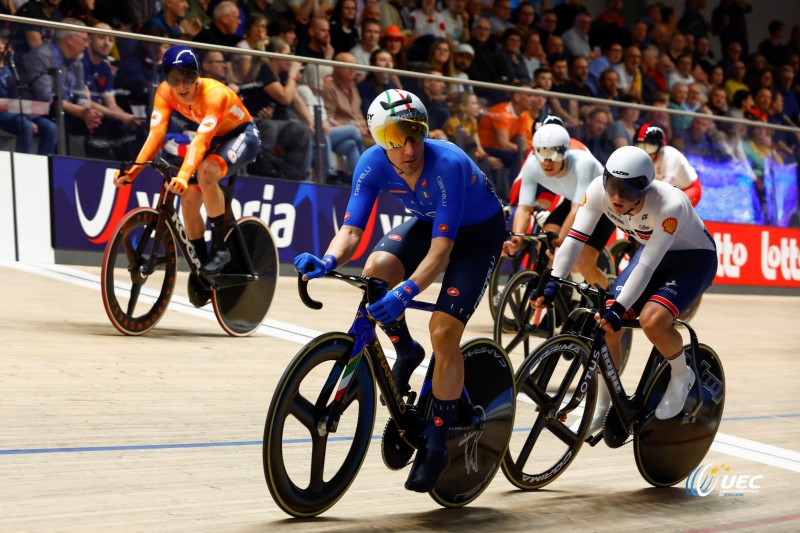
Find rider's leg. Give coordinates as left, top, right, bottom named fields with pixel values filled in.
left=639, top=302, right=695, bottom=419
left=405, top=311, right=464, bottom=492
left=363, top=251, right=425, bottom=392
left=196, top=158, right=230, bottom=274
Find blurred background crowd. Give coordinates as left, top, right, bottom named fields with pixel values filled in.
left=0, top=0, right=798, bottom=224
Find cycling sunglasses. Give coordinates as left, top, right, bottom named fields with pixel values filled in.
left=635, top=142, right=661, bottom=155
left=534, top=145, right=568, bottom=163
left=603, top=170, right=650, bottom=202
left=373, top=118, right=428, bottom=149
left=166, top=68, right=199, bottom=87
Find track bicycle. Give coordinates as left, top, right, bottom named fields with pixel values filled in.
left=101, top=159, right=278, bottom=336
left=262, top=272, right=516, bottom=517
left=494, top=231, right=632, bottom=373
left=501, top=272, right=725, bottom=490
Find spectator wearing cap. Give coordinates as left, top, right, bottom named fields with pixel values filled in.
left=380, top=0, right=414, bottom=39
left=453, top=42, right=474, bottom=91
left=381, top=24, right=409, bottom=72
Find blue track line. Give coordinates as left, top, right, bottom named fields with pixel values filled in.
left=1, top=414, right=798, bottom=456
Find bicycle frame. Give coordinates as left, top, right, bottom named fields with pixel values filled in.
left=552, top=277, right=706, bottom=435
left=298, top=272, right=437, bottom=437
left=122, top=160, right=258, bottom=291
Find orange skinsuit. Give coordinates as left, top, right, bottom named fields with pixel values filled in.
left=128, top=78, right=253, bottom=184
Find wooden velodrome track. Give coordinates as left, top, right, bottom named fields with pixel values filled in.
left=1, top=261, right=799, bottom=532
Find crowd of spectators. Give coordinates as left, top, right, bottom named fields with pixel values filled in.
left=0, top=0, right=798, bottom=202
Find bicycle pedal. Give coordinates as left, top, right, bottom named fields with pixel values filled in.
left=586, top=431, right=604, bottom=447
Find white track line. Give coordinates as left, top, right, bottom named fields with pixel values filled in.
left=4, top=262, right=798, bottom=472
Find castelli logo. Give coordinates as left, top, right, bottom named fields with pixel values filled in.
left=388, top=234, right=402, bottom=241
left=390, top=336, right=400, bottom=343
left=421, top=179, right=427, bottom=187
left=343, top=212, right=351, bottom=221
left=403, top=286, right=413, bottom=294
left=433, top=416, right=444, bottom=427
left=662, top=217, right=678, bottom=235
left=438, top=223, right=449, bottom=233
left=447, top=287, right=460, bottom=296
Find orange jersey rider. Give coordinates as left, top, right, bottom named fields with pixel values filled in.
left=113, top=45, right=261, bottom=307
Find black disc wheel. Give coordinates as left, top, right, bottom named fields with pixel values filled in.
left=101, top=208, right=176, bottom=335
left=634, top=344, right=725, bottom=487
left=263, top=333, right=376, bottom=517
left=502, top=335, right=597, bottom=490
left=213, top=217, right=278, bottom=336
left=430, top=339, right=515, bottom=507
left=494, top=270, right=558, bottom=365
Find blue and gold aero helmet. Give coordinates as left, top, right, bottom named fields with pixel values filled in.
left=367, top=90, right=429, bottom=149
left=161, top=45, right=200, bottom=86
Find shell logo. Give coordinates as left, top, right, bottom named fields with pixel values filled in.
left=662, top=217, right=678, bottom=235
left=581, top=193, right=586, bottom=206
left=447, top=287, right=460, bottom=296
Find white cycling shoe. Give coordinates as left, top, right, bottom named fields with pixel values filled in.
left=655, top=367, right=696, bottom=420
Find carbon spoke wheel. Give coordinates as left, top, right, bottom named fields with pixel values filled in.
left=101, top=208, right=176, bottom=335
left=213, top=217, right=278, bottom=336
left=502, top=335, right=596, bottom=490
left=263, top=333, right=376, bottom=517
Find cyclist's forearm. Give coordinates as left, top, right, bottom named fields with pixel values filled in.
left=407, top=237, right=453, bottom=293
left=325, top=225, right=364, bottom=266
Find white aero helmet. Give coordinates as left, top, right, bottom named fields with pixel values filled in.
left=367, top=90, right=429, bottom=149
left=602, top=145, right=655, bottom=201
left=532, top=123, right=570, bottom=163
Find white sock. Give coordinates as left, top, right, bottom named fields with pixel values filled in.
left=667, top=350, right=690, bottom=376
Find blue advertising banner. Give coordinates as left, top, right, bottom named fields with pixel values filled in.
left=50, top=157, right=411, bottom=266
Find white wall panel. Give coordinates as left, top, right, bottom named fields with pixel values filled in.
left=12, top=153, right=54, bottom=264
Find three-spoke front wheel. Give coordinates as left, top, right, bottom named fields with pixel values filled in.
left=263, top=333, right=376, bottom=517
left=101, top=208, right=176, bottom=335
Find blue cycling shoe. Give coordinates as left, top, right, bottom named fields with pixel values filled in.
left=404, top=444, right=449, bottom=493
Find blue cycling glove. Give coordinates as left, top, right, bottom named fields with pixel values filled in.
left=532, top=280, right=560, bottom=306
left=367, top=279, right=420, bottom=323
left=601, top=301, right=627, bottom=332
left=293, top=253, right=337, bottom=279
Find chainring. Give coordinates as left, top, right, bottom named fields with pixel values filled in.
left=381, top=418, right=415, bottom=470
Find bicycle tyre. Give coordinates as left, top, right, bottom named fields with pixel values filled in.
left=634, top=343, right=725, bottom=487
left=431, top=338, right=515, bottom=507
left=608, top=238, right=637, bottom=275
left=213, top=217, right=278, bottom=336
left=487, top=254, right=519, bottom=323
left=263, top=333, right=376, bottom=518
left=494, top=270, right=558, bottom=360
left=101, top=208, right=176, bottom=335
left=501, top=334, right=597, bottom=490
